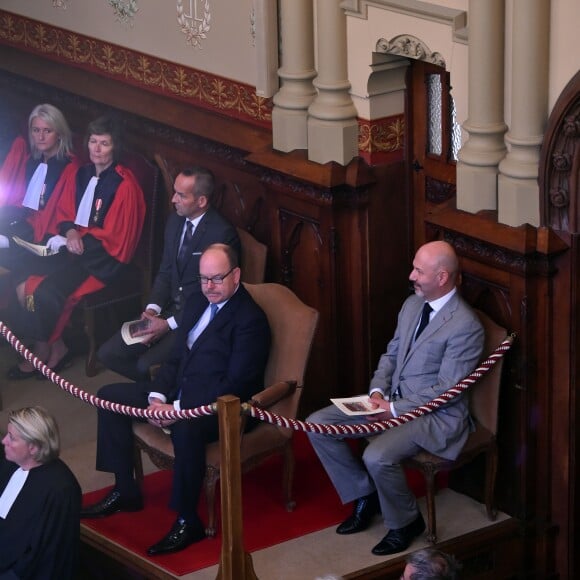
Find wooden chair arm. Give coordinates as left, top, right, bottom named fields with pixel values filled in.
left=248, top=381, right=297, bottom=409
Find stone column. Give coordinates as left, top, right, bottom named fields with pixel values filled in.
left=307, top=0, right=358, bottom=165
left=498, top=0, right=550, bottom=227
left=456, top=0, right=507, bottom=213
left=272, top=0, right=317, bottom=152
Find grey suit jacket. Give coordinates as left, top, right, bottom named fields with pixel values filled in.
left=369, top=292, right=484, bottom=459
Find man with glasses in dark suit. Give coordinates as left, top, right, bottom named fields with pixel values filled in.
left=81, top=244, right=270, bottom=556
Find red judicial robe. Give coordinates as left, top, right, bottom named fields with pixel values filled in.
left=0, top=136, right=80, bottom=242
left=24, top=162, right=146, bottom=342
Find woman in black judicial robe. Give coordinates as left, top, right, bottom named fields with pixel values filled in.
left=0, top=407, right=81, bottom=579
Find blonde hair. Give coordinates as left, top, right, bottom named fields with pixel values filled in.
left=8, top=407, right=60, bottom=464
left=28, top=103, right=73, bottom=161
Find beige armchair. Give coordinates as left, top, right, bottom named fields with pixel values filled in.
left=237, top=227, right=267, bottom=284
left=132, top=282, right=319, bottom=537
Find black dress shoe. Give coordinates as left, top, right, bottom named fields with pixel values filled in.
left=7, top=365, right=38, bottom=380
left=80, top=490, right=143, bottom=518
left=336, top=491, right=380, bottom=535
left=147, top=519, right=206, bottom=556
left=371, top=512, right=426, bottom=556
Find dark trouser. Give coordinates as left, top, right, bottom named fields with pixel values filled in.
left=96, top=381, right=219, bottom=527
left=7, top=255, right=87, bottom=342
left=20, top=262, right=89, bottom=341
left=169, top=415, right=219, bottom=525
left=97, top=328, right=177, bottom=381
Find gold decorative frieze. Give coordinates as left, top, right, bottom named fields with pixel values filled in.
left=358, top=115, right=405, bottom=166
left=0, top=10, right=272, bottom=127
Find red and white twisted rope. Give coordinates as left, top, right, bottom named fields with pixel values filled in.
left=0, top=321, right=214, bottom=421
left=1, top=320, right=514, bottom=431
left=246, top=334, right=515, bottom=436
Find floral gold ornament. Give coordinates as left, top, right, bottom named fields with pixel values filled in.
left=177, top=0, right=211, bottom=48
left=358, top=116, right=405, bottom=166
left=108, top=0, right=139, bottom=26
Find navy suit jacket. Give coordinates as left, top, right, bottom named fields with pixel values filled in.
left=148, top=208, right=240, bottom=321
left=151, top=284, right=271, bottom=409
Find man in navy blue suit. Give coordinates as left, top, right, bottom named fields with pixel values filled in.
left=97, top=166, right=241, bottom=381
left=81, top=243, right=271, bottom=556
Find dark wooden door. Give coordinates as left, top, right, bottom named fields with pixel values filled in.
left=410, top=60, right=458, bottom=248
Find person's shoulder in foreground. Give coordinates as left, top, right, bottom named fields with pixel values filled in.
left=0, top=406, right=81, bottom=580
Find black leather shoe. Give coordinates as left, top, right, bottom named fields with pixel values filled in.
left=371, top=512, right=426, bottom=556
left=336, top=491, right=380, bottom=535
left=80, top=490, right=143, bottom=518
left=147, top=519, right=206, bottom=556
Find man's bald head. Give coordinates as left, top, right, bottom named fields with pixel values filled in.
left=409, top=241, right=459, bottom=301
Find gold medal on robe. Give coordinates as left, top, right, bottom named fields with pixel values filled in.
left=93, top=198, right=102, bottom=223
left=39, top=183, right=46, bottom=209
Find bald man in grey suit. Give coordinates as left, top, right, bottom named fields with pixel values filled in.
left=307, top=241, right=484, bottom=556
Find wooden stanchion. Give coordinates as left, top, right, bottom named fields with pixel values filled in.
left=215, top=395, right=258, bottom=580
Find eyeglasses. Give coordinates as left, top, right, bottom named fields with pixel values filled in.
left=198, top=266, right=235, bottom=285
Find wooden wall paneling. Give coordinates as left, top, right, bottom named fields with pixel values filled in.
left=332, top=191, right=370, bottom=402
left=425, top=203, right=571, bottom=577
left=259, top=175, right=338, bottom=416
left=251, top=155, right=412, bottom=414
left=365, top=163, right=412, bottom=385
left=538, top=70, right=580, bottom=579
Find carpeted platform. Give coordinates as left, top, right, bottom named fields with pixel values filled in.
left=81, top=431, right=431, bottom=576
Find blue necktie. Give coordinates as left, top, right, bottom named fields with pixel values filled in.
left=209, top=303, right=218, bottom=321
left=181, top=304, right=220, bottom=399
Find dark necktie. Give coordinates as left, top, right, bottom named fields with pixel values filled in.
left=177, top=221, right=194, bottom=271
left=415, top=302, right=433, bottom=340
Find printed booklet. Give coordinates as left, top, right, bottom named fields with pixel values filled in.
left=121, top=318, right=152, bottom=345
left=330, top=395, right=384, bottom=416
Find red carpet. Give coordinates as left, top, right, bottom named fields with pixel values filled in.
left=82, top=431, right=433, bottom=576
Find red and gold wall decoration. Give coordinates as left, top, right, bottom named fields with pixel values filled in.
left=358, top=115, right=405, bottom=166
left=0, top=9, right=273, bottom=128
